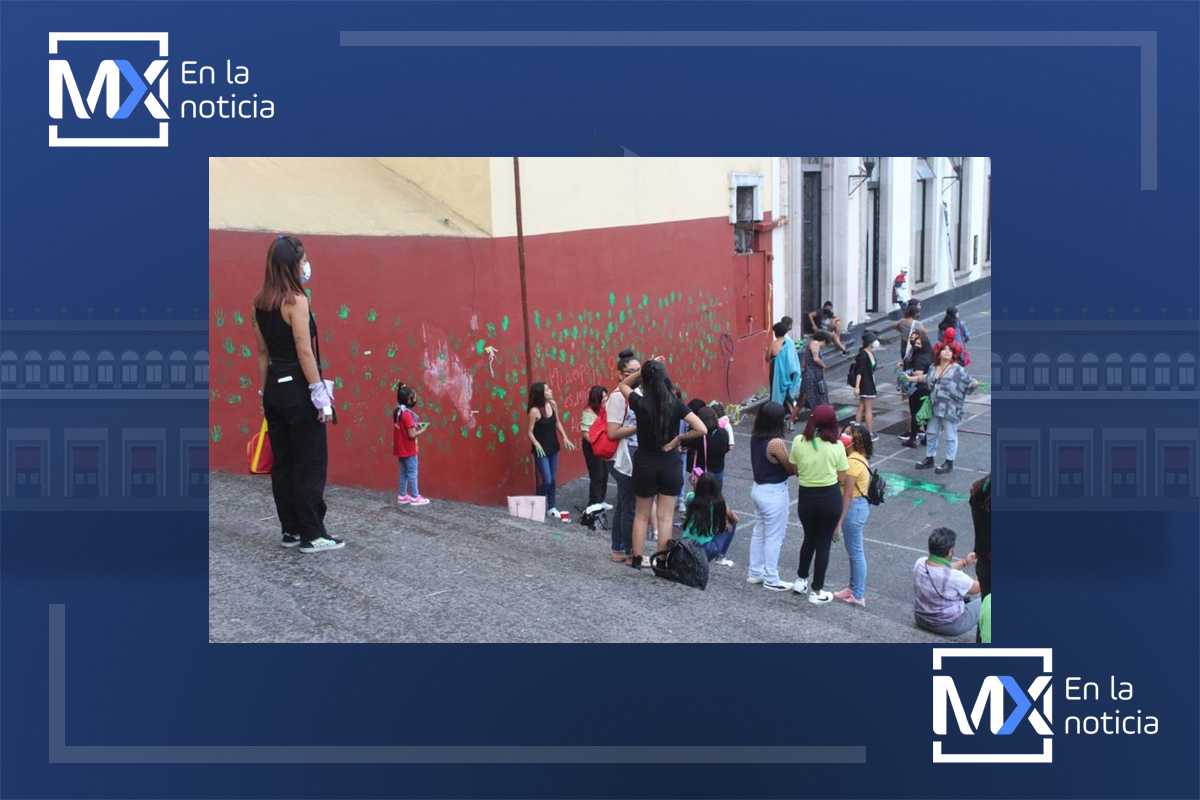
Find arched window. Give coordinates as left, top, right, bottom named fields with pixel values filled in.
left=1180, top=353, right=1196, bottom=389
left=1008, top=353, right=1026, bottom=388
left=120, top=350, right=139, bottom=386
left=1081, top=353, right=1099, bottom=389
left=145, top=351, right=163, bottom=386
left=72, top=350, right=90, bottom=386
left=194, top=350, right=209, bottom=386
left=96, top=351, right=115, bottom=386
left=1032, top=353, right=1050, bottom=388
left=1153, top=353, right=1172, bottom=389
left=0, top=351, right=16, bottom=386
left=169, top=350, right=188, bottom=386
left=48, top=351, right=66, bottom=386
left=1129, top=353, right=1148, bottom=388
left=1105, top=353, right=1124, bottom=389
left=991, top=352, right=1003, bottom=388
left=23, top=351, right=42, bottom=385
left=1056, top=353, right=1075, bottom=389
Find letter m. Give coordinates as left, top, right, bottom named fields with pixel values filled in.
left=49, top=60, right=167, bottom=120
left=933, top=675, right=1011, bottom=735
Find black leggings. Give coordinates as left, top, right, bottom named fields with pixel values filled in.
left=796, top=483, right=843, bottom=591
left=908, top=390, right=930, bottom=437
left=581, top=438, right=610, bottom=506
left=263, top=366, right=329, bottom=543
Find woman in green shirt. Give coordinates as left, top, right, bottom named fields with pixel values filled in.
left=790, top=404, right=853, bottom=605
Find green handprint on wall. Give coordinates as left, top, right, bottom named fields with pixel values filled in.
left=211, top=424, right=222, bottom=442
left=338, top=304, right=350, bottom=319
left=222, top=336, right=235, bottom=355
left=387, top=342, right=397, bottom=358
left=349, top=340, right=360, bottom=356
left=366, top=309, right=378, bottom=322
left=232, top=310, right=244, bottom=326
left=214, top=308, right=226, bottom=327
left=238, top=376, right=252, bottom=389
left=240, top=344, right=252, bottom=358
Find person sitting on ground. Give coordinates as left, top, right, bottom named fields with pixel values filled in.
left=807, top=301, right=848, bottom=354
left=913, top=527, right=980, bottom=637
left=681, top=472, right=739, bottom=567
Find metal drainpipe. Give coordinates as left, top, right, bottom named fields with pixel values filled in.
left=512, top=157, right=534, bottom=389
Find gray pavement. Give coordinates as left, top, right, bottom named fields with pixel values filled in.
left=209, top=296, right=991, bottom=643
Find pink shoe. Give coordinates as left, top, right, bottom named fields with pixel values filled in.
left=832, top=587, right=853, bottom=600
left=409, top=496, right=430, bottom=506
left=397, top=495, right=411, bottom=505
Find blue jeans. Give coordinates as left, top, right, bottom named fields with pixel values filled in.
left=703, top=521, right=738, bottom=560
left=534, top=452, right=558, bottom=510
left=712, top=470, right=725, bottom=492
left=611, top=468, right=634, bottom=555
left=841, top=497, right=869, bottom=600
left=926, top=415, right=959, bottom=461
left=397, top=456, right=420, bottom=497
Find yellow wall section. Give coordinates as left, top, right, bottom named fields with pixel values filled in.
left=208, top=157, right=489, bottom=237
left=375, top=157, right=493, bottom=234
left=488, top=157, right=776, bottom=238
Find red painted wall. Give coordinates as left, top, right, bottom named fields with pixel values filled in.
left=208, top=217, right=770, bottom=505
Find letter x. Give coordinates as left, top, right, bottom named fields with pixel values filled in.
left=998, top=676, right=1053, bottom=735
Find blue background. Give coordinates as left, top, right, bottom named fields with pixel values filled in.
left=3, top=1, right=1198, bottom=798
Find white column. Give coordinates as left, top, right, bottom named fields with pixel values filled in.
left=829, top=157, right=861, bottom=324
left=881, top=157, right=914, bottom=313
left=964, top=156, right=987, bottom=281
left=771, top=157, right=787, bottom=324
left=932, top=157, right=954, bottom=293
left=786, top=156, right=805, bottom=324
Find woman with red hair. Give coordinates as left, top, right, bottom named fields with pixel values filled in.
left=916, top=341, right=979, bottom=474
left=789, top=404, right=853, bottom=605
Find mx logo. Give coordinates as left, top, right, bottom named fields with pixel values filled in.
left=48, top=32, right=168, bottom=147
left=932, top=648, right=1053, bottom=763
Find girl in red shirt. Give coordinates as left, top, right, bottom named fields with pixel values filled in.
left=393, top=383, right=430, bottom=506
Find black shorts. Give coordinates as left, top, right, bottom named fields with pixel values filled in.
left=632, top=451, right=684, bottom=498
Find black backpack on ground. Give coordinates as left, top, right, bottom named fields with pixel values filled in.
left=651, top=538, right=710, bottom=590
left=851, top=454, right=887, bottom=506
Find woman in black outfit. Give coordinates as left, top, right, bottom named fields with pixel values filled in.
left=683, top=406, right=731, bottom=490
left=617, top=358, right=706, bottom=568
left=898, top=330, right=934, bottom=447
left=852, top=332, right=881, bottom=442
left=251, top=235, right=344, bottom=553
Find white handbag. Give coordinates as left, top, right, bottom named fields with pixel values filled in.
left=506, top=495, right=547, bottom=523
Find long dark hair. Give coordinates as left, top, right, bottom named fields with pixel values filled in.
left=527, top=382, right=549, bottom=412
left=906, top=331, right=934, bottom=368
left=253, top=235, right=306, bottom=312
left=586, top=385, right=606, bottom=414
left=904, top=299, right=922, bottom=320
left=682, top=472, right=727, bottom=538
left=971, top=473, right=992, bottom=516
left=803, top=404, right=840, bottom=445
left=638, top=360, right=676, bottom=446
left=752, top=401, right=786, bottom=439
left=844, top=422, right=874, bottom=459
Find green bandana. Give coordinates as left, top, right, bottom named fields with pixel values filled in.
left=927, top=554, right=954, bottom=568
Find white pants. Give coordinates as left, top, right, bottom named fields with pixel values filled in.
left=749, top=482, right=790, bottom=583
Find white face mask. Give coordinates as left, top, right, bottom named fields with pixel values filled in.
left=300, top=260, right=312, bottom=284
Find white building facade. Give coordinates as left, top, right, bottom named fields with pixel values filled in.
left=769, top=157, right=991, bottom=330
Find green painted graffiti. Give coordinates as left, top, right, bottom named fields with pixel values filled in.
left=533, top=310, right=541, bottom=328
left=387, top=342, right=397, bottom=357
left=335, top=376, right=344, bottom=390
left=476, top=339, right=486, bottom=355
left=487, top=322, right=497, bottom=337
left=238, top=376, right=252, bottom=389
left=501, top=315, right=510, bottom=332
left=227, top=394, right=241, bottom=404
left=232, top=310, right=244, bottom=326
left=366, top=309, right=378, bottom=322
left=222, top=336, right=235, bottom=355
left=881, top=473, right=970, bottom=507
left=608, top=292, right=616, bottom=306
left=240, top=344, right=252, bottom=358
left=211, top=424, right=222, bottom=443
left=498, top=430, right=506, bottom=443
left=214, top=308, right=226, bottom=327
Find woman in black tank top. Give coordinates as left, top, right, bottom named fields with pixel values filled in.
left=250, top=235, right=344, bottom=553
left=526, top=382, right=576, bottom=519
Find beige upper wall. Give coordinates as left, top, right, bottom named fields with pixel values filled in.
left=489, top=157, right=776, bottom=238
left=375, top=158, right=493, bottom=234
left=208, top=157, right=489, bottom=237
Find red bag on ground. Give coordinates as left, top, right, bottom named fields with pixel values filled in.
left=247, top=419, right=273, bottom=474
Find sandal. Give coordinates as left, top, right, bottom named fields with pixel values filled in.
left=610, top=553, right=626, bottom=563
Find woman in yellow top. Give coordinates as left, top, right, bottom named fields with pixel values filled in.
left=833, top=423, right=872, bottom=607
left=789, top=404, right=853, bottom=605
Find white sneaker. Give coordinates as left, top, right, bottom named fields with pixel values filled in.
left=746, top=575, right=764, bottom=585
left=808, top=589, right=833, bottom=605
left=715, top=557, right=735, bottom=567
left=548, top=507, right=560, bottom=519
left=793, top=578, right=809, bottom=595
left=763, top=579, right=793, bottom=592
